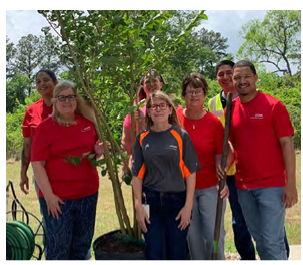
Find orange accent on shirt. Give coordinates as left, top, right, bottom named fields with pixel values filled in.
left=170, top=129, right=191, bottom=178
left=137, top=163, right=146, bottom=179
left=139, top=131, right=150, bottom=146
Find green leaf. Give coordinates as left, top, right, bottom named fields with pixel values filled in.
left=101, top=169, right=107, bottom=177
left=90, top=160, right=97, bottom=167
left=74, top=156, right=81, bottom=165
left=82, top=151, right=91, bottom=158
left=87, top=154, right=95, bottom=160
left=122, top=170, right=132, bottom=185
left=96, top=159, right=107, bottom=166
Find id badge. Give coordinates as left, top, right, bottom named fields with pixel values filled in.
left=142, top=204, right=150, bottom=219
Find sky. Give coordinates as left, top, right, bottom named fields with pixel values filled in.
left=6, top=10, right=268, bottom=59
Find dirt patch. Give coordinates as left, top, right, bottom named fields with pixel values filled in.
left=95, top=232, right=144, bottom=253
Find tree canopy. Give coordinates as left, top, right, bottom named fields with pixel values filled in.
left=238, top=10, right=301, bottom=76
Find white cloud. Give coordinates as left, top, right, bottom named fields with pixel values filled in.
left=203, top=10, right=268, bottom=56
left=6, top=10, right=49, bottom=43
left=6, top=10, right=268, bottom=57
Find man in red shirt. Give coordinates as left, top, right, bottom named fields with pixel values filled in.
left=229, top=60, right=298, bottom=260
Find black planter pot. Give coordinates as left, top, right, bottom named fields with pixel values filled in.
left=93, top=230, right=145, bottom=260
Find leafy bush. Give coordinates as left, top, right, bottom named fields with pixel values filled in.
left=6, top=91, right=41, bottom=159
left=258, top=72, right=301, bottom=150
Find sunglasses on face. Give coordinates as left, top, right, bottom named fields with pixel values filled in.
left=148, top=102, right=169, bottom=111
left=56, top=94, right=77, bottom=102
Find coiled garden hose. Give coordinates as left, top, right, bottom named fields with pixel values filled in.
left=6, top=221, right=35, bottom=260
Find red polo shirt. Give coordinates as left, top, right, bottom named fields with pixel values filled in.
left=22, top=98, right=53, bottom=138
left=177, top=109, right=224, bottom=189
left=31, top=114, right=99, bottom=200
left=229, top=91, right=294, bottom=189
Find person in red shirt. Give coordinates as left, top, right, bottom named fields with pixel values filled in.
left=121, top=71, right=162, bottom=174
left=31, top=80, right=106, bottom=260
left=227, top=60, right=298, bottom=260
left=176, top=73, right=231, bottom=260
left=122, top=71, right=182, bottom=177
left=20, top=69, right=58, bottom=195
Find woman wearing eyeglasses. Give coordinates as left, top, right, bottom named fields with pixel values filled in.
left=31, top=80, right=105, bottom=260
left=132, top=91, right=200, bottom=260
left=121, top=71, right=163, bottom=175
left=176, top=73, right=231, bottom=260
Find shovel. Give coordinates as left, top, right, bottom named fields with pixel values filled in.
left=211, top=92, right=233, bottom=260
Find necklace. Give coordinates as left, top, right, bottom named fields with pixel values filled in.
left=58, top=118, right=77, bottom=127
left=191, top=119, right=200, bottom=130
left=63, top=121, right=76, bottom=127
left=184, top=109, right=206, bottom=130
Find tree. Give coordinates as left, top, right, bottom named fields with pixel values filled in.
left=13, top=34, right=44, bottom=95
left=6, top=74, right=32, bottom=112
left=6, top=36, right=17, bottom=79
left=39, top=9, right=206, bottom=240
left=162, top=11, right=230, bottom=85
left=39, top=28, right=64, bottom=73
left=238, top=10, right=301, bottom=76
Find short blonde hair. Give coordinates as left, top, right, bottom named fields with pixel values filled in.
left=145, top=91, right=180, bottom=129
left=52, top=80, right=96, bottom=124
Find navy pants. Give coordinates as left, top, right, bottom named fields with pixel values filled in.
left=227, top=176, right=290, bottom=259
left=39, top=192, right=98, bottom=260
left=142, top=187, right=189, bottom=260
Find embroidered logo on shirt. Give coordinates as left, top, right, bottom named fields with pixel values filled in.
left=168, top=145, right=178, bottom=150
left=82, top=126, right=91, bottom=132
left=250, top=113, right=264, bottom=120
left=145, top=144, right=150, bottom=151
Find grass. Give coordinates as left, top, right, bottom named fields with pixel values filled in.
left=6, top=153, right=301, bottom=259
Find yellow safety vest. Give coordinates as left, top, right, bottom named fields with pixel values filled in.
left=208, top=93, right=236, bottom=176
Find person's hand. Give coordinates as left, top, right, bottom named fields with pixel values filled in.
left=94, top=140, right=110, bottom=158
left=216, top=182, right=229, bottom=200
left=135, top=204, right=150, bottom=233
left=283, top=182, right=298, bottom=209
left=45, top=193, right=65, bottom=220
left=175, top=205, right=191, bottom=231
left=134, top=109, right=145, bottom=130
left=19, top=173, right=29, bottom=195
left=216, top=164, right=227, bottom=181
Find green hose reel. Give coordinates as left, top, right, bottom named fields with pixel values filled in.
left=6, top=220, right=35, bottom=260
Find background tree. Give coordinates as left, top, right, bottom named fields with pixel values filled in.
left=39, top=28, right=63, bottom=73
left=161, top=11, right=230, bottom=92
left=13, top=34, right=43, bottom=95
left=6, top=74, right=32, bottom=112
left=238, top=10, right=301, bottom=76
left=6, top=36, right=17, bottom=79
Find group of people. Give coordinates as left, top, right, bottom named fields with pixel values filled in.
left=19, top=59, right=298, bottom=260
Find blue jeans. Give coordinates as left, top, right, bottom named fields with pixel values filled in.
left=187, top=186, right=226, bottom=260
left=226, top=176, right=255, bottom=260
left=237, top=187, right=287, bottom=260
left=142, top=187, right=189, bottom=260
left=39, top=192, right=98, bottom=260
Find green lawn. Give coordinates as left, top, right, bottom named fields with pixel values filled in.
left=6, top=153, right=301, bottom=259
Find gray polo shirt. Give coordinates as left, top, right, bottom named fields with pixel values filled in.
left=131, top=126, right=200, bottom=193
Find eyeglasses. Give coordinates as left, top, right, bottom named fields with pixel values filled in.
left=56, top=94, right=77, bottom=102
left=148, top=103, right=169, bottom=111
left=185, top=89, right=203, bottom=96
